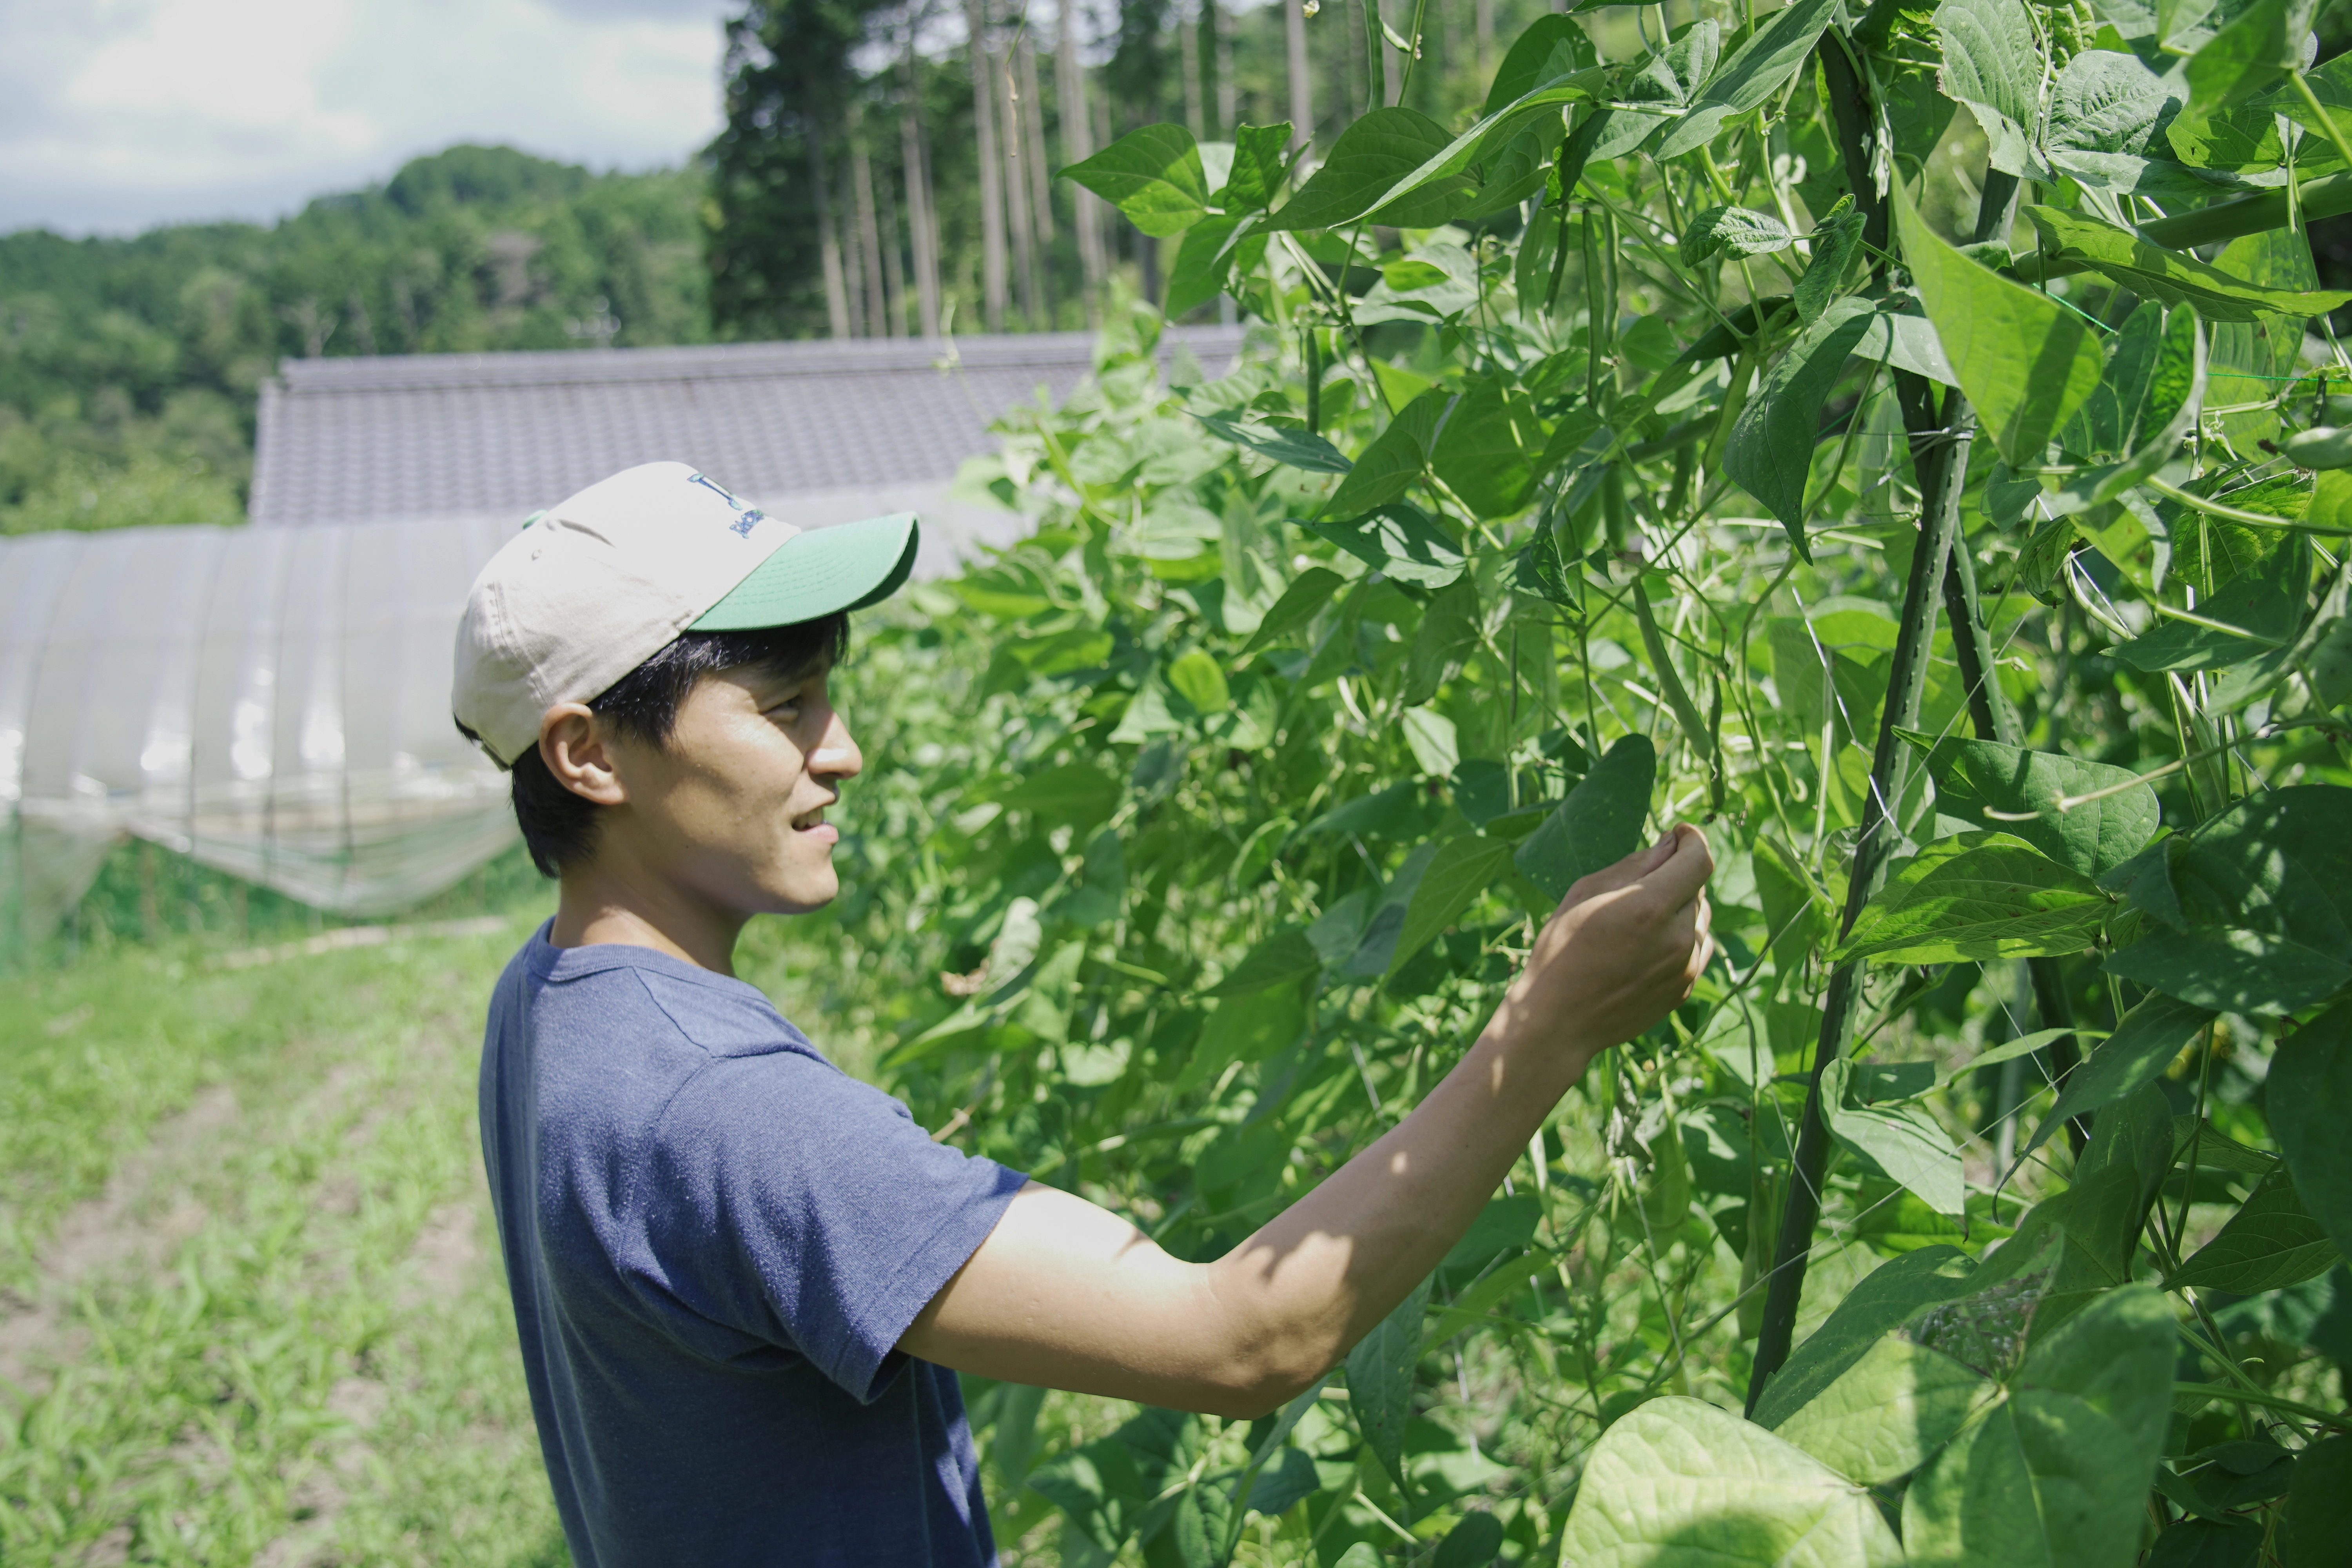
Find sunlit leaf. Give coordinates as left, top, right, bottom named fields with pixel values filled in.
left=1655, top=0, right=1846, bottom=159
left=1775, top=1335, right=1997, bottom=1484
left=1893, top=176, right=2105, bottom=466
left=1058, top=123, right=1209, bottom=236
left=1831, top=831, right=2110, bottom=965
left=1936, top=0, right=2041, bottom=172
left=1558, top=1397, right=1905, bottom=1565
left=1679, top=204, right=1795, bottom=265
left=1267, top=108, right=1464, bottom=231
left=2023, top=207, right=2351, bottom=321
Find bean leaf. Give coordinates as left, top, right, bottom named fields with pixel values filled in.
left=1514, top=734, right=1656, bottom=903
left=2269, top=1000, right=2352, bottom=1260
left=1320, top=389, right=1448, bottom=519
left=1200, top=927, right=1321, bottom=996
left=2104, top=926, right=2352, bottom=1014
left=1894, top=175, right=2105, bottom=466
left=1824, top=1057, right=1965, bottom=1215
left=2024, top=206, right=2352, bottom=321
left=1679, top=204, right=1795, bottom=265
left=1388, top=835, right=1518, bottom=975
left=1656, top=0, right=1846, bottom=159
left=1345, top=1274, right=1432, bottom=1496
left=1936, top=0, right=2042, bottom=173
left=1193, top=410, right=1351, bottom=474
left=1724, top=297, right=1882, bottom=557
left=1906, top=732, right=2161, bottom=877
left=1267, top=108, right=1463, bottom=231
left=1059, top=123, right=1210, bottom=237
left=1831, top=831, right=2111, bottom=965
left=1558, top=1397, right=1905, bottom=1564
left=1307, top=501, right=1467, bottom=589
left=1902, top=1287, right=2178, bottom=1568
left=2020, top=991, right=2215, bottom=1162
left=2165, top=1167, right=2344, bottom=1294
left=1430, top=377, right=1548, bottom=519
left=1774, top=1335, right=1998, bottom=1484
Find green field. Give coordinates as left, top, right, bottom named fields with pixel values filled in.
left=0, top=916, right=569, bottom=1566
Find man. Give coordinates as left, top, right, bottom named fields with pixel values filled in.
left=456, top=462, right=1713, bottom=1566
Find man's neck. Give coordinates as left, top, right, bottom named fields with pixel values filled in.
left=550, top=862, right=746, bottom=975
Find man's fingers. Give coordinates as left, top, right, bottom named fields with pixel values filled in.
left=1637, top=824, right=1715, bottom=909
left=1555, top=831, right=1681, bottom=912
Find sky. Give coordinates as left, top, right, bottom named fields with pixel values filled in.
left=0, top=0, right=739, bottom=236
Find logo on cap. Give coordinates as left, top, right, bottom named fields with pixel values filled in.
left=686, top=471, right=766, bottom=538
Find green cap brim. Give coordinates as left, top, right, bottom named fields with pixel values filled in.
left=690, top=512, right=920, bottom=631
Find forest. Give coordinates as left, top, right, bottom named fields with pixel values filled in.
left=0, top=0, right=1548, bottom=539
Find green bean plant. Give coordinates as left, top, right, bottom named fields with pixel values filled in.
left=803, top=0, right=2352, bottom=1560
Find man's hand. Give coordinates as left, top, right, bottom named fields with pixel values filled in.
left=899, top=824, right=1716, bottom=1418
left=1485, top=823, right=1716, bottom=1066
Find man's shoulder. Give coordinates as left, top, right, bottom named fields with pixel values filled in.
left=521, top=935, right=827, bottom=1066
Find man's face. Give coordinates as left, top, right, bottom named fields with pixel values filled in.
left=604, top=661, right=861, bottom=919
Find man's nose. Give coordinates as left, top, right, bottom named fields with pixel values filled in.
left=809, top=711, right=862, bottom=781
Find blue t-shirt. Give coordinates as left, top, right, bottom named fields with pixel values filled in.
left=477, top=924, right=1028, bottom=1567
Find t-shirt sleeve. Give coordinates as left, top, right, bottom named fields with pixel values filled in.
left=643, top=1050, right=1027, bottom=1402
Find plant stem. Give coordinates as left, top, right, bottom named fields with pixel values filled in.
left=1749, top=44, right=1969, bottom=1413
left=1744, top=373, right=1966, bottom=1414
left=1940, top=523, right=2092, bottom=1154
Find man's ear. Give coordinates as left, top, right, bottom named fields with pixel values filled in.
left=541, top=705, right=628, bottom=806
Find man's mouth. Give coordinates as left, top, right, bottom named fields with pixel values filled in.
left=791, top=806, right=827, bottom=830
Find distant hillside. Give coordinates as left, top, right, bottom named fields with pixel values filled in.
left=0, top=144, right=710, bottom=535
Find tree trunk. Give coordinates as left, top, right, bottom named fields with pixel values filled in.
left=1476, top=0, right=1494, bottom=73
left=841, top=187, right=870, bottom=337
left=808, top=106, right=852, bottom=340
left=851, top=111, right=893, bottom=337
left=1287, top=0, right=1314, bottom=149
left=1017, top=27, right=1056, bottom=323
left=877, top=144, right=911, bottom=338
left=1057, top=0, right=1105, bottom=318
left=967, top=0, right=1009, bottom=332
left=1000, top=37, right=1042, bottom=325
left=1213, top=0, right=1235, bottom=140
left=903, top=32, right=944, bottom=339
left=1179, top=0, right=1204, bottom=139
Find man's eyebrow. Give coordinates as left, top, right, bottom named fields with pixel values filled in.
left=742, top=658, right=831, bottom=694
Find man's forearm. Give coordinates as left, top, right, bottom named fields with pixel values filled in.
left=1203, top=1025, right=1597, bottom=1409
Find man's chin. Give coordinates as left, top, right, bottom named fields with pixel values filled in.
left=765, top=872, right=840, bottom=916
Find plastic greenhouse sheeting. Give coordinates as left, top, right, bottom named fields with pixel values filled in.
left=0, top=517, right=519, bottom=947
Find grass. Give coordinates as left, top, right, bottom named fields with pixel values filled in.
left=0, top=913, right=568, bottom=1566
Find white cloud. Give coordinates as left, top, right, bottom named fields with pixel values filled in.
left=0, top=0, right=734, bottom=236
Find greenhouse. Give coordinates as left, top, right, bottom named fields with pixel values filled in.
left=0, top=515, right=517, bottom=952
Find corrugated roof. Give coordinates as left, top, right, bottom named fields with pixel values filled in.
left=249, top=327, right=1249, bottom=528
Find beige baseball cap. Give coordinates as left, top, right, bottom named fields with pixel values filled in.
left=452, top=461, right=919, bottom=768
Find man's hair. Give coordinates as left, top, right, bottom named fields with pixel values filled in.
left=500, top=614, right=850, bottom=878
